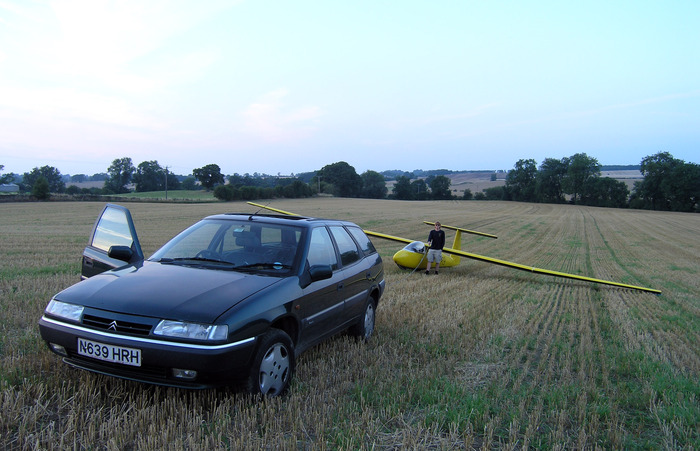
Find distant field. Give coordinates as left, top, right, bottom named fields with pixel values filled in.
left=0, top=199, right=697, bottom=449
left=110, top=189, right=217, bottom=201
left=387, top=170, right=644, bottom=195
left=67, top=169, right=643, bottom=198
left=64, top=184, right=217, bottom=201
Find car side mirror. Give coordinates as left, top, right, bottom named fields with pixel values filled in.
left=309, top=264, right=333, bottom=282
left=108, top=245, right=134, bottom=262
left=299, top=264, right=333, bottom=288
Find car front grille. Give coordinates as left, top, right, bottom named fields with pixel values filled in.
left=82, top=314, right=152, bottom=336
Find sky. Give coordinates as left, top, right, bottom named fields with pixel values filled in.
left=1, top=0, right=698, bottom=178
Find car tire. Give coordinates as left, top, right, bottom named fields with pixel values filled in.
left=349, top=298, right=376, bottom=341
left=246, top=329, right=295, bottom=397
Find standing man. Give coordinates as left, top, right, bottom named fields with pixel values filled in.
left=426, top=221, right=445, bottom=275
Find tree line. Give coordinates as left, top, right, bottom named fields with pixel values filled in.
left=499, top=151, right=699, bottom=212
left=2, top=151, right=697, bottom=212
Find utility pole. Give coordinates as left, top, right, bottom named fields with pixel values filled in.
left=164, top=166, right=169, bottom=200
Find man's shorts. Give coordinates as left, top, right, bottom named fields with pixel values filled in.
left=427, top=249, right=442, bottom=263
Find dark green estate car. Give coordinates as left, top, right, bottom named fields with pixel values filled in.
left=39, top=204, right=384, bottom=396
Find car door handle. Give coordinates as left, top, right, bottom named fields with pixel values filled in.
left=366, top=271, right=372, bottom=280
left=84, top=257, right=94, bottom=267
left=337, top=282, right=344, bottom=291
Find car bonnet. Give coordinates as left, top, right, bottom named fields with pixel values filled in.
left=54, top=261, right=284, bottom=323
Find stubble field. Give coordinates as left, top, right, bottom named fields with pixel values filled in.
left=1, top=198, right=698, bottom=449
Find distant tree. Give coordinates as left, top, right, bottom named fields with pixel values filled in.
left=636, top=151, right=679, bottom=210
left=214, top=184, right=237, bottom=201
left=181, top=176, right=198, bottom=190
left=239, top=186, right=259, bottom=200
left=1, top=165, right=15, bottom=185
left=635, top=152, right=700, bottom=212
left=411, top=179, right=430, bottom=200
left=193, top=164, right=224, bottom=190
left=292, top=180, right=313, bottom=199
left=276, top=180, right=313, bottom=199
left=563, top=153, right=601, bottom=204
left=505, top=159, right=538, bottom=201
left=133, top=160, right=165, bottom=192
left=462, top=188, right=473, bottom=200
left=164, top=169, right=180, bottom=191
left=293, top=171, right=316, bottom=184
left=71, top=174, right=88, bottom=183
left=317, top=161, right=362, bottom=197
left=483, top=186, right=505, bottom=200
left=90, top=173, right=109, bottom=181
left=392, top=175, right=413, bottom=200
left=311, top=174, right=331, bottom=194
left=667, top=162, right=700, bottom=212
left=23, top=165, right=65, bottom=193
left=581, top=177, right=629, bottom=208
left=429, top=175, right=452, bottom=200
left=360, top=170, right=387, bottom=199
left=228, top=173, right=245, bottom=187
left=104, top=157, right=135, bottom=194
left=65, top=185, right=81, bottom=195
left=536, top=157, right=569, bottom=203
left=32, top=176, right=50, bottom=200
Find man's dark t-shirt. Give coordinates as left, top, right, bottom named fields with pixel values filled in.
left=428, top=230, right=445, bottom=250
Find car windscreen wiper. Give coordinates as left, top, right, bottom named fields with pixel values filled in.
left=234, top=262, right=293, bottom=271
left=157, top=257, right=237, bottom=267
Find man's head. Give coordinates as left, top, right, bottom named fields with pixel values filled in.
left=434, top=222, right=441, bottom=229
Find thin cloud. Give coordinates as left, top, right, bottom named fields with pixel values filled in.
left=568, top=90, right=700, bottom=118
left=242, top=89, right=324, bottom=143
left=0, top=85, right=162, bottom=128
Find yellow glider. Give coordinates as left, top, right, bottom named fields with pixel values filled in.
left=246, top=202, right=661, bottom=295
left=379, top=223, right=496, bottom=270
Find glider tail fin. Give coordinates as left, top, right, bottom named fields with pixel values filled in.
left=451, top=229, right=461, bottom=264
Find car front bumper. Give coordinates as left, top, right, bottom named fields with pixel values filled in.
left=39, top=316, right=257, bottom=389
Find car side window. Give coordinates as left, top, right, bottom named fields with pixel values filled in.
left=329, top=226, right=361, bottom=267
left=307, top=227, right=338, bottom=270
left=91, top=205, right=134, bottom=252
left=347, top=226, right=376, bottom=255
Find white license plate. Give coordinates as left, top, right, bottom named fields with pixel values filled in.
left=77, top=338, right=141, bottom=367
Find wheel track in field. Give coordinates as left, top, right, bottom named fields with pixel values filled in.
left=583, top=209, right=663, bottom=293
left=493, top=275, right=619, bottom=447
left=577, top=210, right=700, bottom=374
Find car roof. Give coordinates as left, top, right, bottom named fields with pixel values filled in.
left=202, top=212, right=360, bottom=229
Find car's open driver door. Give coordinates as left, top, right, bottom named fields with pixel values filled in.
left=81, top=204, right=144, bottom=279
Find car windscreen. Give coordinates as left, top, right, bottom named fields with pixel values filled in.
left=150, top=219, right=303, bottom=274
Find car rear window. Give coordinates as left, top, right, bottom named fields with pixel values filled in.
left=329, top=226, right=360, bottom=266
left=347, top=226, right=377, bottom=255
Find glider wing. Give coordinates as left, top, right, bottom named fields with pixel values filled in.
left=247, top=202, right=660, bottom=294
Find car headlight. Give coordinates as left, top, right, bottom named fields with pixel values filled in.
left=153, top=320, right=228, bottom=341
left=45, top=299, right=84, bottom=322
